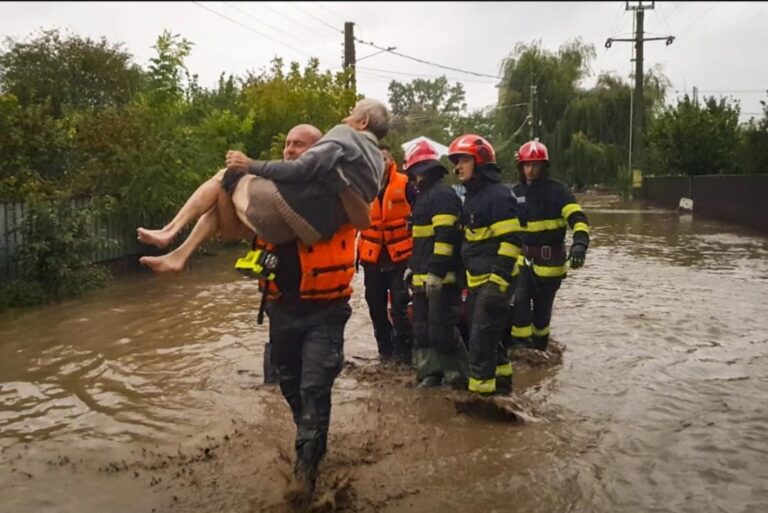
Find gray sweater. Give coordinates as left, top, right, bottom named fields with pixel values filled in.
left=247, top=124, right=385, bottom=202
left=247, top=125, right=384, bottom=240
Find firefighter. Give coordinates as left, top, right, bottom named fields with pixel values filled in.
left=404, top=140, right=469, bottom=389
left=358, top=144, right=414, bottom=364
left=247, top=225, right=356, bottom=504
left=510, top=140, right=590, bottom=352
left=449, top=134, right=521, bottom=396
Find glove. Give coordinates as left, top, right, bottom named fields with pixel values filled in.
left=569, top=243, right=587, bottom=269
left=403, top=268, right=413, bottom=286
left=424, top=273, right=443, bottom=297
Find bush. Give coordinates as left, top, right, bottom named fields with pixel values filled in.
left=14, top=198, right=113, bottom=301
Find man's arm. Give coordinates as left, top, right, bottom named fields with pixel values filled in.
left=427, top=191, right=462, bottom=278
left=225, top=142, right=344, bottom=183
left=489, top=193, right=522, bottom=291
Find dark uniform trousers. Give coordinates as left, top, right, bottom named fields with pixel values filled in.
left=466, top=287, right=512, bottom=383
left=266, top=298, right=351, bottom=479
left=513, top=264, right=561, bottom=350
left=411, top=284, right=469, bottom=386
left=362, top=260, right=412, bottom=360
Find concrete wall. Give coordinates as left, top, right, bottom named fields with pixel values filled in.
left=642, top=174, right=768, bottom=233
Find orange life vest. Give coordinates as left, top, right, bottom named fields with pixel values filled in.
left=255, top=224, right=356, bottom=301
left=358, top=163, right=413, bottom=264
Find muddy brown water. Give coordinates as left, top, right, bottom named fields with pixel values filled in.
left=1, top=193, right=767, bottom=513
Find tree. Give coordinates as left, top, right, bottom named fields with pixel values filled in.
left=0, top=29, right=144, bottom=116
left=646, top=95, right=741, bottom=176
left=739, top=96, right=768, bottom=175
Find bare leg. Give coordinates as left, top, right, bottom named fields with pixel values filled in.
left=137, top=169, right=228, bottom=248
left=139, top=182, right=255, bottom=273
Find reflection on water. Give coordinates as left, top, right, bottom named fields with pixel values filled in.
left=1, top=194, right=768, bottom=511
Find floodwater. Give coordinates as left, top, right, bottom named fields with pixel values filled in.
left=1, top=193, right=767, bottom=513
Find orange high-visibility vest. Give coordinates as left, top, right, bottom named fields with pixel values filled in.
left=256, top=224, right=356, bottom=301
left=358, top=163, right=412, bottom=264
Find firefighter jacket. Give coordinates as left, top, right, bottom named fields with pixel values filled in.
left=254, top=224, right=357, bottom=302
left=408, top=175, right=463, bottom=289
left=460, top=165, right=522, bottom=292
left=358, top=162, right=413, bottom=265
left=511, top=177, right=590, bottom=279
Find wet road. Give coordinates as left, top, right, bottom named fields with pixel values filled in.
left=1, top=193, right=767, bottom=512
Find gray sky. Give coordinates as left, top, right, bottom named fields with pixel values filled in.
left=2, top=1, right=767, bottom=125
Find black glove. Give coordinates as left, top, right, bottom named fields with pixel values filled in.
left=569, top=243, right=587, bottom=269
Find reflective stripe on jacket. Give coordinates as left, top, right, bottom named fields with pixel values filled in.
left=511, top=177, right=590, bottom=279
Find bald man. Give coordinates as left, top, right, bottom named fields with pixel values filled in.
left=261, top=124, right=323, bottom=385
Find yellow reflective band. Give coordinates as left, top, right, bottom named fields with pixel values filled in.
left=512, top=325, right=533, bottom=338
left=491, top=218, right=521, bottom=236
left=464, top=226, right=493, bottom=241
left=468, top=377, right=496, bottom=394
left=527, top=218, right=568, bottom=232
left=432, top=214, right=458, bottom=227
left=466, top=272, right=490, bottom=288
left=512, top=264, right=520, bottom=277
left=495, top=363, right=513, bottom=378
left=412, top=225, right=434, bottom=238
left=533, top=326, right=551, bottom=337
left=433, top=242, right=454, bottom=256
left=562, top=203, right=583, bottom=220
left=533, top=263, right=567, bottom=277
left=412, top=272, right=457, bottom=287
left=573, top=222, right=590, bottom=234
left=498, top=242, right=521, bottom=258
left=488, top=273, right=510, bottom=292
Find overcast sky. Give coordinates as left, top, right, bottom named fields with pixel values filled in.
left=2, top=1, right=767, bottom=126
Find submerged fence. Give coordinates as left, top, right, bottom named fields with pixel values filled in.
left=641, top=174, right=768, bottom=233
left=0, top=199, right=144, bottom=283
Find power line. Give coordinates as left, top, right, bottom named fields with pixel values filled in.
left=192, top=2, right=321, bottom=60
left=680, top=1, right=719, bottom=34
left=673, top=89, right=767, bottom=94
left=288, top=1, right=341, bottom=34
left=357, top=66, right=499, bottom=84
left=222, top=2, right=339, bottom=61
left=312, top=1, right=345, bottom=22
left=257, top=1, right=341, bottom=43
left=355, top=38, right=503, bottom=80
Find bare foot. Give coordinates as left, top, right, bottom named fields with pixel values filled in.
left=139, top=254, right=185, bottom=273
left=137, top=227, right=175, bottom=249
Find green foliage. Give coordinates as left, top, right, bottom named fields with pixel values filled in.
left=14, top=198, right=112, bottom=302
left=646, top=95, right=741, bottom=176
left=242, top=58, right=357, bottom=158
left=0, top=29, right=143, bottom=116
left=738, top=97, right=768, bottom=175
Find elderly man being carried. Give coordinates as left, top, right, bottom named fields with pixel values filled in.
left=137, top=98, right=390, bottom=272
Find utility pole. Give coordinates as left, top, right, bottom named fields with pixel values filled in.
left=531, top=84, right=539, bottom=140
left=605, top=1, right=674, bottom=175
left=693, top=85, right=699, bottom=106
left=343, top=22, right=356, bottom=91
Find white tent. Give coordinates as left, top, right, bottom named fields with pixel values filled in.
left=400, top=136, right=450, bottom=157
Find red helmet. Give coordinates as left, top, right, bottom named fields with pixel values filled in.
left=448, top=134, right=496, bottom=166
left=516, top=140, right=549, bottom=170
left=403, top=139, right=440, bottom=171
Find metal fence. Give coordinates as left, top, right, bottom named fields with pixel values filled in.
left=0, top=199, right=144, bottom=283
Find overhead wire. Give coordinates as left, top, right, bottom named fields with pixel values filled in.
left=222, top=2, right=339, bottom=61
left=354, top=38, right=502, bottom=80
left=288, top=1, right=342, bottom=34
left=192, top=1, right=321, bottom=60
left=312, top=1, right=345, bottom=23
left=257, top=1, right=342, bottom=43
